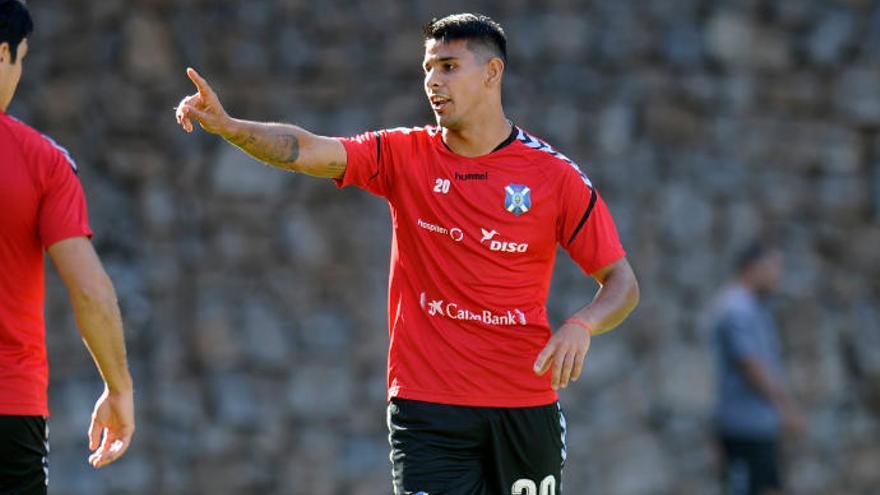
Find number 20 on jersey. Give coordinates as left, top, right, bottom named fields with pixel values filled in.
left=433, top=178, right=451, bottom=194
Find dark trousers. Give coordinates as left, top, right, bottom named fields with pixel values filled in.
left=718, top=434, right=782, bottom=495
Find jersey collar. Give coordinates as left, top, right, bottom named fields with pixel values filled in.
left=437, top=123, right=519, bottom=156
left=491, top=123, right=518, bottom=152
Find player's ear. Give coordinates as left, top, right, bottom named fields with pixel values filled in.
left=0, top=42, right=9, bottom=64
left=485, top=57, right=504, bottom=87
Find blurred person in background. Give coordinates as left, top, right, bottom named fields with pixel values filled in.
left=708, top=241, right=806, bottom=495
left=0, top=1, right=135, bottom=492
left=176, top=12, right=638, bottom=495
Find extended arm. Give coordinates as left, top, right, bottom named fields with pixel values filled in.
left=175, top=68, right=346, bottom=179
left=48, top=237, right=134, bottom=468
left=534, top=257, right=640, bottom=390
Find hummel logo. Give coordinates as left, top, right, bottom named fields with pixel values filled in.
left=454, top=171, right=488, bottom=181
left=480, top=228, right=498, bottom=243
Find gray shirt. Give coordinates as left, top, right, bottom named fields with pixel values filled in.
left=711, top=284, right=784, bottom=439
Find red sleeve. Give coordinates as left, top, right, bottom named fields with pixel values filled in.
left=335, top=127, right=414, bottom=198
left=36, top=140, right=92, bottom=248
left=557, top=168, right=625, bottom=275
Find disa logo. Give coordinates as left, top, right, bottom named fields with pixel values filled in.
left=489, top=240, right=528, bottom=253
left=480, top=228, right=529, bottom=253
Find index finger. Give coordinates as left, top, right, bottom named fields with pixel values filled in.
left=571, top=348, right=587, bottom=382
left=186, top=67, right=211, bottom=97
left=533, top=340, right=557, bottom=376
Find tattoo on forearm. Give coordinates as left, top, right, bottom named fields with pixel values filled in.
left=325, top=160, right=346, bottom=178
left=228, top=133, right=256, bottom=148
left=227, top=127, right=300, bottom=168
left=277, top=134, right=300, bottom=164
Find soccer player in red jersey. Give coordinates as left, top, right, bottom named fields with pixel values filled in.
left=0, top=1, right=135, bottom=491
left=177, top=13, right=639, bottom=494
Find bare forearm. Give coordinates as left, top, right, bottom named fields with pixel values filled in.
left=70, top=280, right=132, bottom=394
left=222, top=119, right=301, bottom=168
left=573, top=259, right=640, bottom=335
left=741, top=358, right=791, bottom=409
left=221, top=118, right=345, bottom=178
left=48, top=239, right=132, bottom=394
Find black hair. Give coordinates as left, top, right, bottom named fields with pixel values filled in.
left=735, top=241, right=777, bottom=274
left=424, top=13, right=507, bottom=64
left=0, top=0, right=32, bottom=63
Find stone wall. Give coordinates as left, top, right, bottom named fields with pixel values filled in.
left=10, top=0, right=879, bottom=493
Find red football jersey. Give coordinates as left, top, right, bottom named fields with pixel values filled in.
left=338, top=125, right=625, bottom=407
left=0, top=111, right=92, bottom=416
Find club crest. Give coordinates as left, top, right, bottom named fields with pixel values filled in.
left=504, top=184, right=531, bottom=216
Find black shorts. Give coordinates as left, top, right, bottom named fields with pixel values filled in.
left=387, top=398, right=566, bottom=495
left=718, top=434, right=781, bottom=495
left=0, top=416, right=48, bottom=495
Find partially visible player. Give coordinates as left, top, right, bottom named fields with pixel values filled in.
left=177, top=13, right=638, bottom=494
left=0, top=1, right=135, bottom=492
left=708, top=242, right=806, bottom=495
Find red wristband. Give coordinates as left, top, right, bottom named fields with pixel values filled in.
left=567, top=318, right=593, bottom=336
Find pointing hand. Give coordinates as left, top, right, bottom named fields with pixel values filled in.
left=175, top=67, right=230, bottom=135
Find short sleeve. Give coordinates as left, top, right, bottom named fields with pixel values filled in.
left=335, top=128, right=414, bottom=199
left=37, top=144, right=92, bottom=248
left=557, top=169, right=625, bottom=275
left=719, top=311, right=761, bottom=361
